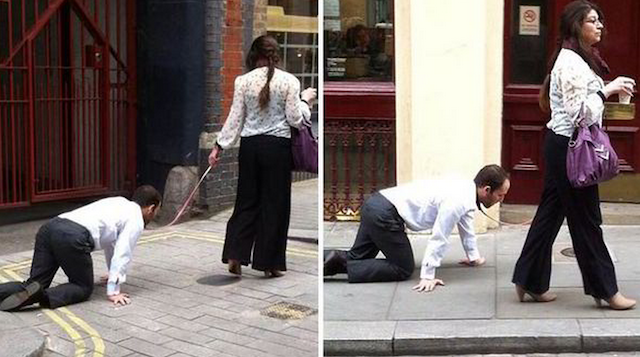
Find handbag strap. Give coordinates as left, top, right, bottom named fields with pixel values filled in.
left=568, top=128, right=579, bottom=148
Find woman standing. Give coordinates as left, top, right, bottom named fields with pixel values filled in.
left=512, top=0, right=636, bottom=309
left=208, top=35, right=317, bottom=278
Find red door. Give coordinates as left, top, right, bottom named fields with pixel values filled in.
left=0, top=0, right=136, bottom=208
left=503, top=0, right=640, bottom=203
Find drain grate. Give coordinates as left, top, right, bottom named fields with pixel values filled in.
left=260, top=302, right=316, bottom=320
left=556, top=244, right=618, bottom=263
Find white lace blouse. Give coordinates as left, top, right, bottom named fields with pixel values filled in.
left=547, top=48, right=605, bottom=137
left=216, top=67, right=311, bottom=149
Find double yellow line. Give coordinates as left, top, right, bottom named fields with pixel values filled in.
left=0, top=262, right=104, bottom=357
left=0, top=230, right=316, bottom=356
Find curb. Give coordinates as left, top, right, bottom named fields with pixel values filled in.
left=324, top=319, right=640, bottom=355
left=0, top=312, right=46, bottom=357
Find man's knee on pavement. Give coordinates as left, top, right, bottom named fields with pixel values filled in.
left=81, top=285, right=94, bottom=301
left=397, top=260, right=415, bottom=280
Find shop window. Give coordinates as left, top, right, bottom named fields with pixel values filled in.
left=267, top=1, right=319, bottom=89
left=324, top=0, right=394, bottom=82
left=509, top=0, right=548, bottom=84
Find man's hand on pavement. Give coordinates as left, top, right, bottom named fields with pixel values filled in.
left=459, top=257, right=486, bottom=267
left=412, top=278, right=445, bottom=293
left=108, top=293, right=131, bottom=306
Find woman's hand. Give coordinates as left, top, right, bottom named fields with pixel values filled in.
left=603, top=76, right=636, bottom=98
left=301, top=87, right=317, bottom=104
left=208, top=146, right=222, bottom=167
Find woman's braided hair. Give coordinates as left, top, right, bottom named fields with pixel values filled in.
left=245, top=35, right=282, bottom=110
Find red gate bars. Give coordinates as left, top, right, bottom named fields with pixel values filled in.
left=0, top=0, right=135, bottom=208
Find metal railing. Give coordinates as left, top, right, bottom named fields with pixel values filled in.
left=324, top=117, right=395, bottom=220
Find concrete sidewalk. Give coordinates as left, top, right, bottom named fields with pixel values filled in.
left=324, top=221, right=640, bottom=356
left=0, top=179, right=318, bottom=357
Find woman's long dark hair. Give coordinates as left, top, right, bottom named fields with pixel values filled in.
left=245, top=35, right=281, bottom=110
left=539, top=0, right=606, bottom=113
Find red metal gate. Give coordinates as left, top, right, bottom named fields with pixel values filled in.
left=324, top=83, right=396, bottom=220
left=0, top=0, right=136, bottom=208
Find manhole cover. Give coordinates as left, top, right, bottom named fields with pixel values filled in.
left=560, top=247, right=576, bottom=258
left=260, top=302, right=316, bottom=320
left=196, top=275, right=240, bottom=286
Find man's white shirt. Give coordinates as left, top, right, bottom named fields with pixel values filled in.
left=380, top=178, right=481, bottom=280
left=59, top=197, right=144, bottom=295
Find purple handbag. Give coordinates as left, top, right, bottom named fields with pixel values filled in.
left=566, top=123, right=619, bottom=188
left=291, top=125, right=318, bottom=173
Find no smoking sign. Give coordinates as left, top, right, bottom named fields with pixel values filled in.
left=523, top=9, right=537, bottom=23
left=520, top=6, right=540, bottom=35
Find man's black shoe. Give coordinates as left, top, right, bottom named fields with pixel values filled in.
left=324, top=250, right=348, bottom=276
left=0, top=281, right=42, bottom=311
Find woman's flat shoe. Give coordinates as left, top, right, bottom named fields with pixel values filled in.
left=264, top=270, right=284, bottom=278
left=594, top=292, right=636, bottom=310
left=515, top=285, right=557, bottom=302
left=228, top=260, right=242, bottom=276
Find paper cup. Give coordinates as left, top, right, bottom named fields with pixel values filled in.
left=619, top=93, right=631, bottom=105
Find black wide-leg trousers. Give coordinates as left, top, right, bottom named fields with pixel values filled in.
left=0, top=217, right=95, bottom=309
left=512, top=130, right=618, bottom=299
left=346, top=193, right=415, bottom=283
left=222, top=135, right=292, bottom=272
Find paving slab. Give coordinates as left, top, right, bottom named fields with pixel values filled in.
left=0, top=312, right=46, bottom=357
left=389, top=268, right=495, bottom=320
left=324, top=220, right=640, bottom=356
left=324, top=280, right=397, bottom=321
left=1, top=179, right=319, bottom=357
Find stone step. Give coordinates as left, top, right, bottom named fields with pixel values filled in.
left=501, top=203, right=640, bottom=225
left=324, top=319, right=640, bottom=356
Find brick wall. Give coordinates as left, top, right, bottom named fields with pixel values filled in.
left=200, top=0, right=257, bottom=212
left=253, top=0, right=268, bottom=39
left=204, top=0, right=224, bottom=133
left=221, top=0, right=244, bottom=119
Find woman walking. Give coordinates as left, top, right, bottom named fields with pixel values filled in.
left=208, top=35, right=317, bottom=278
left=512, top=0, right=636, bottom=310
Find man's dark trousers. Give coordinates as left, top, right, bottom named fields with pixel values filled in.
left=0, top=217, right=95, bottom=309
left=346, top=193, right=415, bottom=283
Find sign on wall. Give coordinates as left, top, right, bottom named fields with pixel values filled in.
left=324, top=0, right=341, bottom=31
left=519, top=5, right=540, bottom=36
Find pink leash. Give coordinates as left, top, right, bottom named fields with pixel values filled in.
left=165, top=165, right=212, bottom=227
